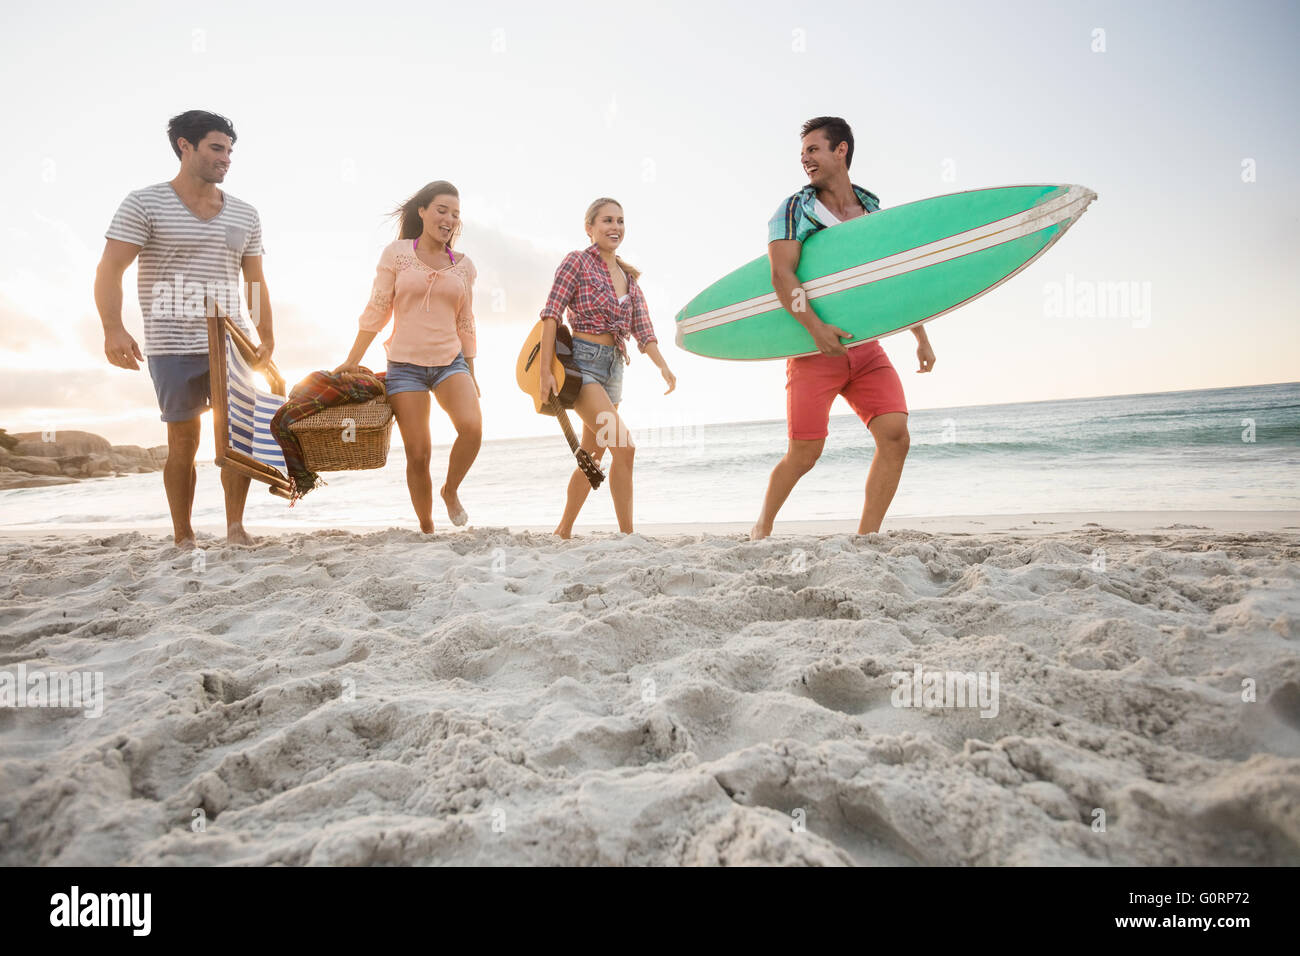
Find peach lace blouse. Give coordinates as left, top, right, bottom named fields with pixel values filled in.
left=358, top=239, right=477, bottom=366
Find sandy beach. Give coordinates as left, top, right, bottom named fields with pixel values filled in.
left=1, top=511, right=1297, bottom=865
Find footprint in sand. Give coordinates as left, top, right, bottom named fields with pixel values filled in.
left=800, top=660, right=876, bottom=714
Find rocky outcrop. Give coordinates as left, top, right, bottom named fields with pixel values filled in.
left=1, top=453, right=64, bottom=476
left=0, top=429, right=169, bottom=491
left=9, top=430, right=111, bottom=458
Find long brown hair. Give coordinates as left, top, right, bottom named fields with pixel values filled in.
left=392, top=181, right=462, bottom=246
left=585, top=197, right=640, bottom=281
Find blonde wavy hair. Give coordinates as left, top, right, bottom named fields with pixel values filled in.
left=585, top=198, right=640, bottom=281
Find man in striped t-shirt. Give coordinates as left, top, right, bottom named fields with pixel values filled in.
left=94, top=110, right=276, bottom=547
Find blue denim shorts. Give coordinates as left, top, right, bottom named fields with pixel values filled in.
left=146, top=353, right=212, bottom=422
left=385, top=353, right=471, bottom=395
left=570, top=339, right=624, bottom=405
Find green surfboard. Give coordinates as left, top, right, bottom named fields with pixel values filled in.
left=675, top=184, right=1097, bottom=361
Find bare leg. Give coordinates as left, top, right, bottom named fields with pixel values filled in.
left=557, top=385, right=634, bottom=536
left=751, top=438, right=825, bottom=540
left=388, top=390, right=435, bottom=533
left=555, top=402, right=618, bottom=537
left=163, top=418, right=201, bottom=548
left=222, top=466, right=255, bottom=544
left=431, top=372, right=482, bottom=526
left=858, top=412, right=910, bottom=534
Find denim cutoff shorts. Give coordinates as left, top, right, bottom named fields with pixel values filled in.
left=385, top=352, right=471, bottom=395
left=570, top=339, right=624, bottom=405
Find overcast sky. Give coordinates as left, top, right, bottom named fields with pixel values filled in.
left=1, top=0, right=1296, bottom=450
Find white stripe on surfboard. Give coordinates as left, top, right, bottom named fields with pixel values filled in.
left=680, top=186, right=1090, bottom=332
left=679, top=185, right=1096, bottom=336
left=782, top=192, right=1092, bottom=312
left=680, top=187, right=1093, bottom=333
left=679, top=190, right=1097, bottom=361
left=783, top=199, right=1094, bottom=360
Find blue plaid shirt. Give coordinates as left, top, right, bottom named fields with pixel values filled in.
left=768, top=183, right=881, bottom=243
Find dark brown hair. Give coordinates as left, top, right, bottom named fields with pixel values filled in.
left=392, top=181, right=462, bottom=245
left=167, top=110, right=237, bottom=160
left=801, top=116, right=854, bottom=169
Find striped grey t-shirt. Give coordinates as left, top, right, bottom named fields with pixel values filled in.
left=105, top=182, right=264, bottom=355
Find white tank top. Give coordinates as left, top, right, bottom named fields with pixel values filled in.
left=814, top=196, right=867, bottom=225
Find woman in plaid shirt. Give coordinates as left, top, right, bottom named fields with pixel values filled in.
left=537, top=198, right=677, bottom=537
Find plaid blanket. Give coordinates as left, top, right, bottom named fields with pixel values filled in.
left=270, top=367, right=386, bottom=500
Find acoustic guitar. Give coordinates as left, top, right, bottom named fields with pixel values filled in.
left=515, top=320, right=605, bottom=489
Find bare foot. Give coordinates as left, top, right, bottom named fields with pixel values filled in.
left=553, top=526, right=572, bottom=539
left=174, top=534, right=197, bottom=550
left=749, top=521, right=771, bottom=541
left=226, top=524, right=257, bottom=546
left=440, top=484, right=468, bottom=526
left=419, top=519, right=435, bottom=534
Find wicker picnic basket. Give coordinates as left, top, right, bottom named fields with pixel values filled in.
left=288, top=396, right=393, bottom=471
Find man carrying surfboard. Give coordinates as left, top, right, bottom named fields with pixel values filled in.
left=751, top=116, right=935, bottom=540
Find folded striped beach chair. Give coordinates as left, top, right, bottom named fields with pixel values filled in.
left=206, top=307, right=295, bottom=499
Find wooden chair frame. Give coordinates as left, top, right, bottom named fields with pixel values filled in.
left=206, top=306, right=295, bottom=499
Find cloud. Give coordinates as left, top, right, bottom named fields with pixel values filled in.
left=0, top=367, right=156, bottom=416
left=0, top=293, right=62, bottom=353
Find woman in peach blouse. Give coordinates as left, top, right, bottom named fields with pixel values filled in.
left=336, top=180, right=481, bottom=534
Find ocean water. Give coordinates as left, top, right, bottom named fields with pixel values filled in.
left=1, top=383, right=1296, bottom=531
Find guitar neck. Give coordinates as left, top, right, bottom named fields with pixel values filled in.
left=555, top=407, right=581, bottom=454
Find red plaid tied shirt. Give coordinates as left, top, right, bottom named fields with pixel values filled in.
left=539, top=244, right=658, bottom=360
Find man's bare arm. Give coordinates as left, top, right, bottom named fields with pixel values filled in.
left=241, top=254, right=274, bottom=365
left=768, top=239, right=849, bottom=356
left=912, top=324, right=935, bottom=372
left=94, top=239, right=144, bottom=370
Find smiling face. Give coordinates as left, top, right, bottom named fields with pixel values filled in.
left=418, top=193, right=461, bottom=246
left=800, top=130, right=849, bottom=188
left=586, top=202, right=624, bottom=253
left=179, top=131, right=232, bottom=184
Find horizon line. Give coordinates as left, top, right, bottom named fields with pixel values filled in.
left=449, top=378, right=1300, bottom=445
left=2, top=379, right=1293, bottom=448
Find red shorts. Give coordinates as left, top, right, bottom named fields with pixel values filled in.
left=786, top=340, right=908, bottom=440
